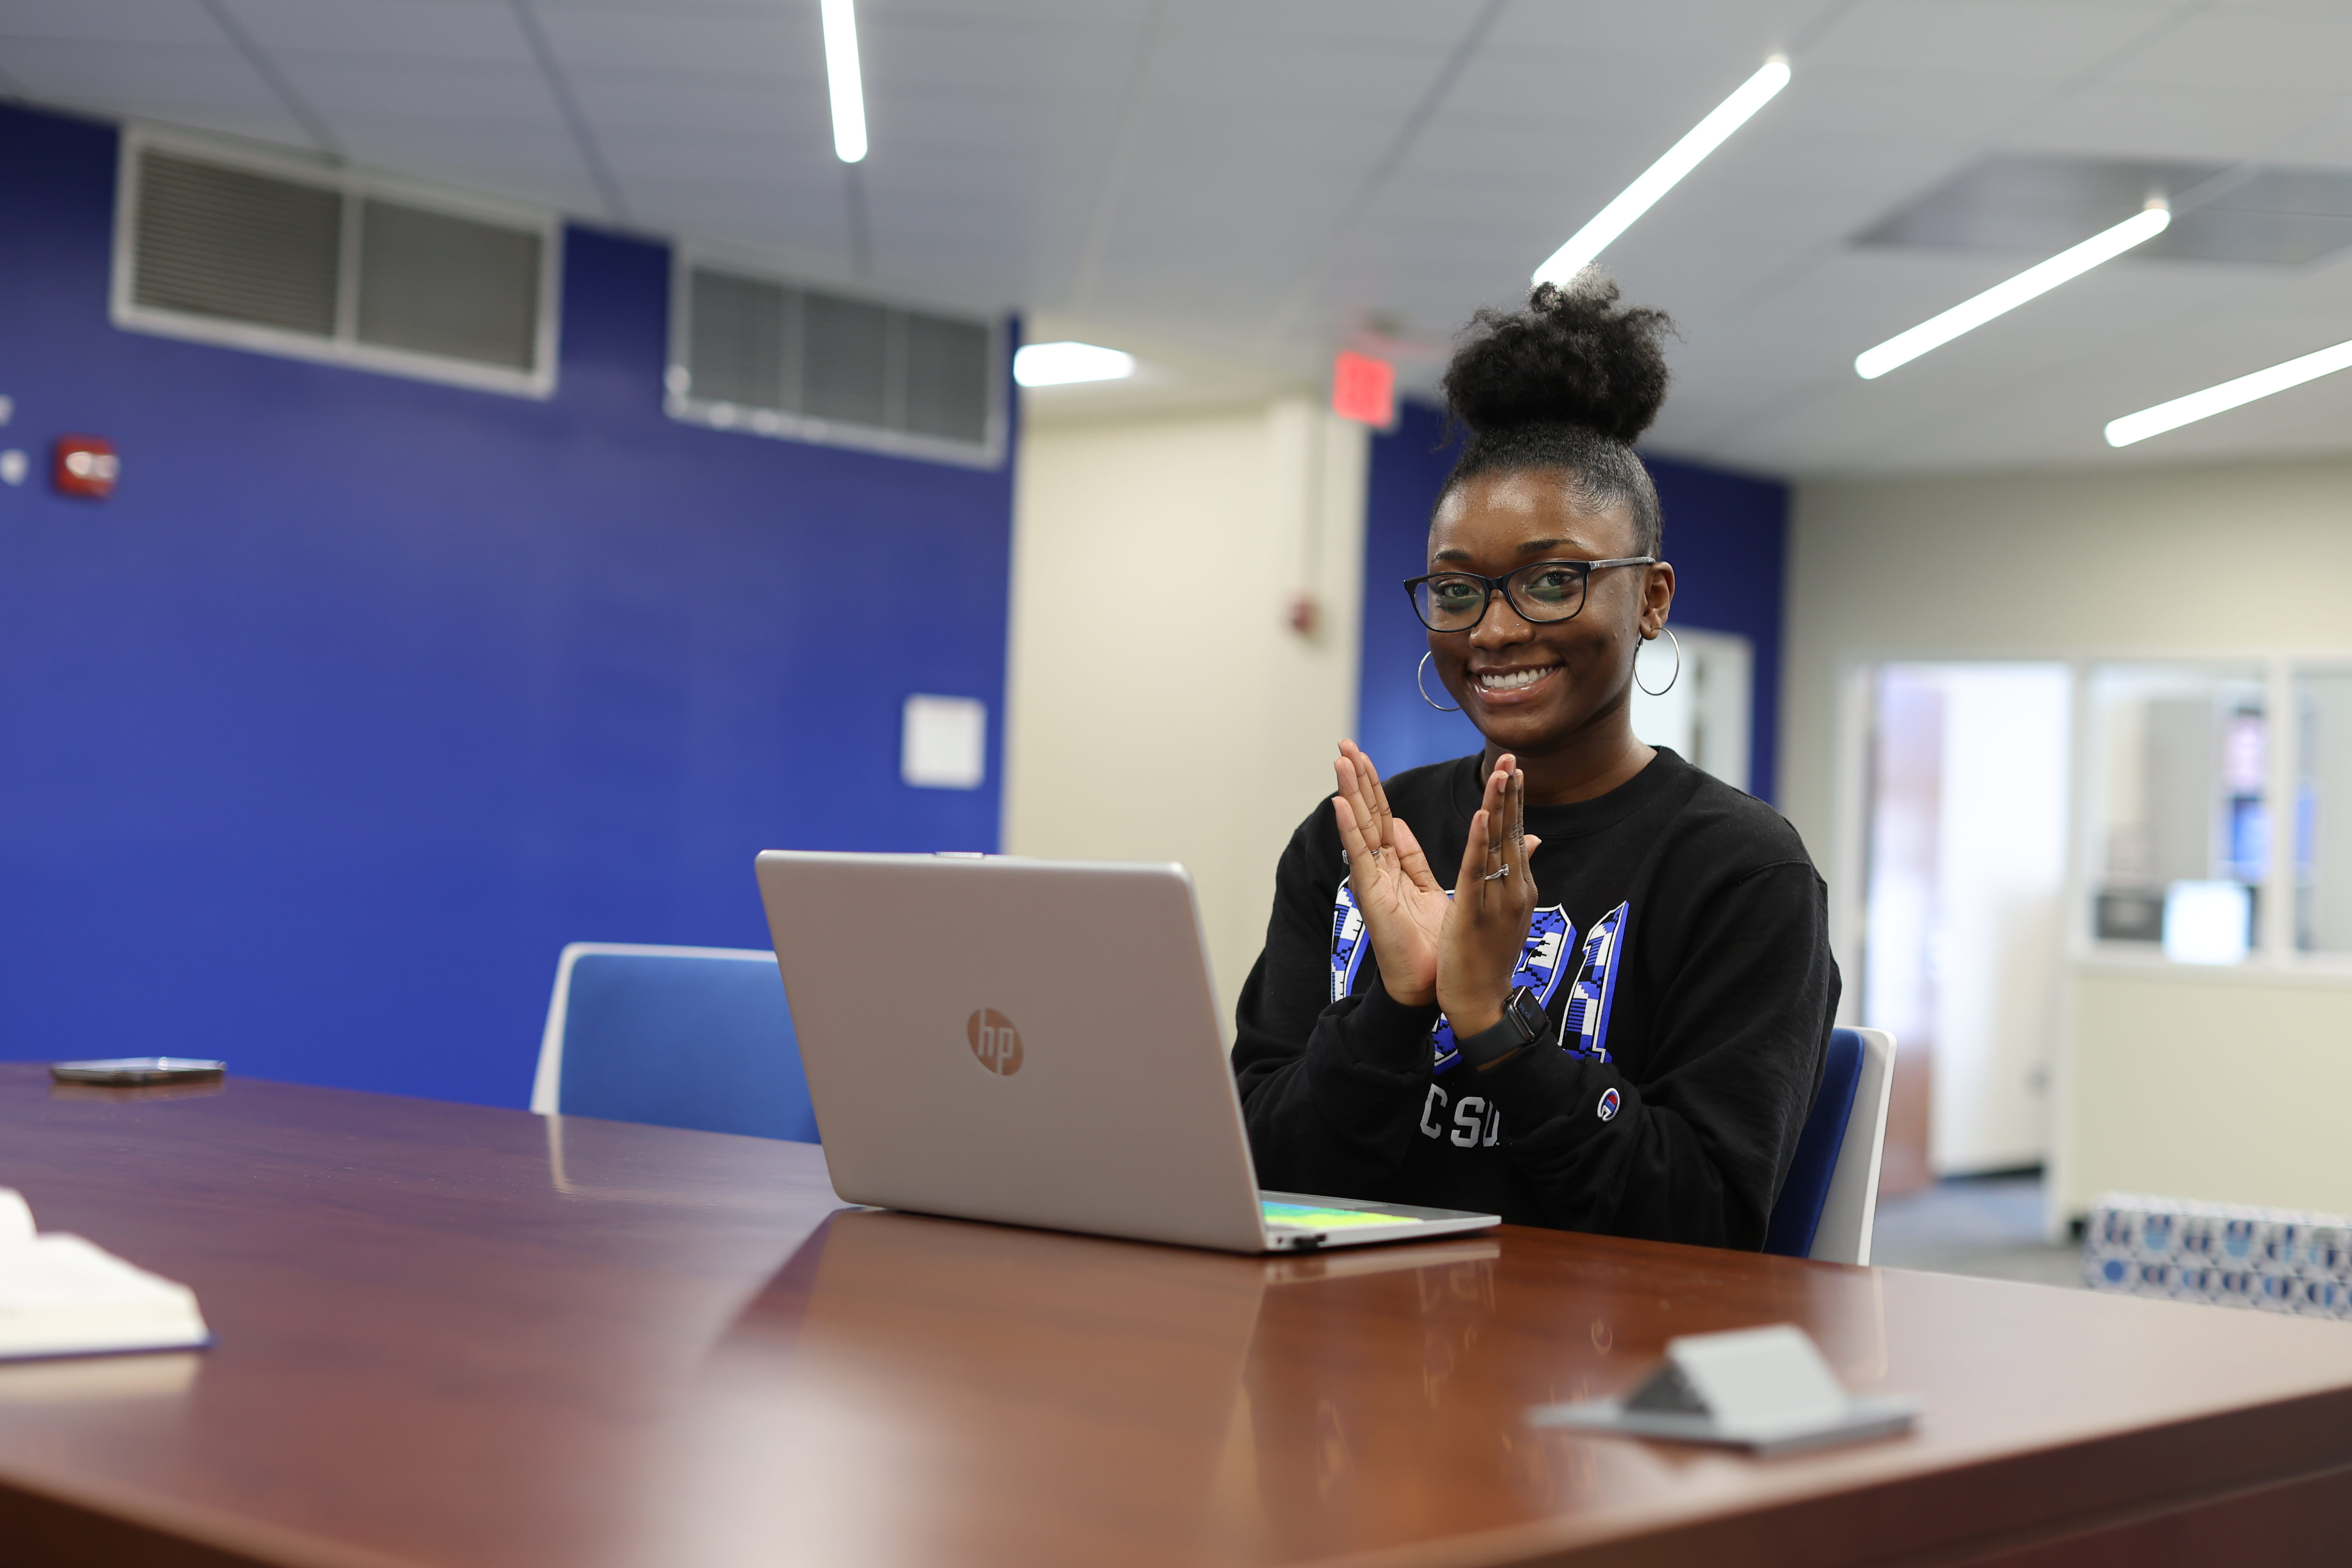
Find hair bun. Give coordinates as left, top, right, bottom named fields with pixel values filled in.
left=1440, top=276, right=1673, bottom=445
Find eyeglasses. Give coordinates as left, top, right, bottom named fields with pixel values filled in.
left=1403, top=557, right=1655, bottom=633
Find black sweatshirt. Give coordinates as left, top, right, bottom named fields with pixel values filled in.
left=1231, top=747, right=1838, bottom=1250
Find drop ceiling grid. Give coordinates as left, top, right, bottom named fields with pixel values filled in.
left=0, top=0, right=220, bottom=47
left=2008, top=80, right=2348, bottom=162
left=1675, top=252, right=2352, bottom=470
left=1577, top=0, right=2352, bottom=470
left=2, top=0, right=2352, bottom=468
left=1329, top=46, right=1798, bottom=346
left=2109, top=7, right=2352, bottom=91
left=324, top=125, right=603, bottom=205
left=1168, top=0, right=1480, bottom=52
left=0, top=48, right=303, bottom=147
left=558, top=79, right=818, bottom=143
left=1475, top=0, right=1819, bottom=68
left=1798, top=0, right=2194, bottom=82
left=1685, top=260, right=2352, bottom=472
left=279, top=59, right=557, bottom=123
left=862, top=10, right=1131, bottom=89
left=214, top=0, right=534, bottom=61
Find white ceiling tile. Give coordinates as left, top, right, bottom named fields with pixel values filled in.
left=332, top=117, right=583, bottom=180
left=1768, top=64, right=2056, bottom=143
left=281, top=57, right=558, bottom=123
left=2010, top=81, right=2349, bottom=163
left=1483, top=0, right=1827, bottom=64
left=0, top=0, right=218, bottom=46
left=1799, top=0, right=2190, bottom=83
left=568, top=73, right=817, bottom=137
left=529, top=7, right=809, bottom=75
left=0, top=38, right=296, bottom=122
left=219, top=0, right=531, bottom=61
left=2109, top=8, right=2352, bottom=90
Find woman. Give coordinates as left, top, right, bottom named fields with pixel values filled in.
left=1232, top=279, right=1837, bottom=1249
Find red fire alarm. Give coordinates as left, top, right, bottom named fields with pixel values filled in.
left=54, top=436, right=119, bottom=499
left=1331, top=351, right=1396, bottom=429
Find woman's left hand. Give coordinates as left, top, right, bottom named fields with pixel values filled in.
left=1436, top=756, right=1544, bottom=1038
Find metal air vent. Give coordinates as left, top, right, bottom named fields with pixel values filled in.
left=356, top=200, right=542, bottom=371
left=668, top=259, right=1002, bottom=467
left=132, top=151, right=341, bottom=336
left=903, top=313, right=991, bottom=443
left=114, top=132, right=559, bottom=398
left=803, top=293, right=889, bottom=427
left=687, top=270, right=789, bottom=409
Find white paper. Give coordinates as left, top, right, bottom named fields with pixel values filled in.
left=0, top=1229, right=210, bottom=1360
left=0, top=1189, right=33, bottom=1247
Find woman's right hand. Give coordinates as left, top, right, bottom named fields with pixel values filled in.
left=1331, top=741, right=1449, bottom=1007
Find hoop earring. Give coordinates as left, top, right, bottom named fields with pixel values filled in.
left=1635, top=626, right=1681, bottom=697
left=1417, top=652, right=1463, bottom=712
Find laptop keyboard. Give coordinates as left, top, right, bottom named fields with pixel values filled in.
left=1261, top=1201, right=1416, bottom=1230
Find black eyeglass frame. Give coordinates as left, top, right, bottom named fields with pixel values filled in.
left=1401, top=556, right=1657, bottom=633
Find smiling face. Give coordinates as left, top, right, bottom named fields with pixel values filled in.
left=1423, top=469, right=1672, bottom=764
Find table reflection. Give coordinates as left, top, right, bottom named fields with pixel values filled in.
left=659, top=1212, right=1657, bottom=1565
left=47, top=1079, right=224, bottom=1105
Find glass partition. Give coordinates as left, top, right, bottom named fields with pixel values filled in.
left=2292, top=667, right=2352, bottom=953
left=2085, top=664, right=2267, bottom=962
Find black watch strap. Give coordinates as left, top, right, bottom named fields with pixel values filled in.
left=1455, top=986, right=1548, bottom=1068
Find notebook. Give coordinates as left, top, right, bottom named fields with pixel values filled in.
left=0, top=1190, right=212, bottom=1361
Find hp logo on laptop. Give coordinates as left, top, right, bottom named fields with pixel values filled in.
left=967, top=1009, right=1024, bottom=1076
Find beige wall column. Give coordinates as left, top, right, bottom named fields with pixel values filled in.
left=1002, top=399, right=1368, bottom=1025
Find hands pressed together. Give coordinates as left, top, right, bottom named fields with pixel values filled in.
left=1331, top=741, right=1543, bottom=1043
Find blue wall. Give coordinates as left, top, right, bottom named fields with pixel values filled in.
left=1356, top=399, right=1788, bottom=800
left=0, top=104, right=1015, bottom=1106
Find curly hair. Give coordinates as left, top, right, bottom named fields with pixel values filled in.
left=1436, top=274, right=1675, bottom=554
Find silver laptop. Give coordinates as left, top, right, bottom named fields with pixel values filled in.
left=754, top=851, right=1500, bottom=1254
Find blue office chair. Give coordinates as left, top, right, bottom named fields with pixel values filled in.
left=528, top=944, right=819, bottom=1143
left=1763, top=1027, right=1896, bottom=1265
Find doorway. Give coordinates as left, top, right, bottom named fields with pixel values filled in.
left=1862, top=663, right=2071, bottom=1195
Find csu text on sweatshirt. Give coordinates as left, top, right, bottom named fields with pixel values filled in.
left=1231, top=747, right=1839, bottom=1249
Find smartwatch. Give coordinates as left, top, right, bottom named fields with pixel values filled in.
left=1454, top=986, right=1549, bottom=1069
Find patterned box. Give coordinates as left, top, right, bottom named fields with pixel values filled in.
left=2085, top=1193, right=2352, bottom=1320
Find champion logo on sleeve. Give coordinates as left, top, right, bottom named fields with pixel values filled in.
left=1596, top=1087, right=1621, bottom=1122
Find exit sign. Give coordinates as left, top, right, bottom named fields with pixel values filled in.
left=1330, top=351, right=1395, bottom=428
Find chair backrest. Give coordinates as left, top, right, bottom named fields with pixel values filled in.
left=1762, top=1027, right=1897, bottom=1266
left=1810, top=1027, right=1895, bottom=1265
left=528, top=943, right=818, bottom=1144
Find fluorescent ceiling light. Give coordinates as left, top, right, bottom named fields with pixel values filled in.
left=820, top=0, right=867, bottom=164
left=1532, top=57, right=1790, bottom=287
left=1013, top=342, right=1135, bottom=387
left=1854, top=205, right=2171, bottom=380
left=2106, top=335, right=2352, bottom=447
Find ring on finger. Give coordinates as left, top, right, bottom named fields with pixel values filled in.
left=1482, top=864, right=1510, bottom=882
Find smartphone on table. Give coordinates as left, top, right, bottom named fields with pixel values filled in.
left=50, top=1058, right=227, bottom=1085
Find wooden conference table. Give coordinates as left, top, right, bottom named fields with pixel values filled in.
left=3, top=1066, right=2351, bottom=1567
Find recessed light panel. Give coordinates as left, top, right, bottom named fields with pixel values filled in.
left=1858, top=153, right=2352, bottom=267
left=1013, top=342, right=1133, bottom=387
